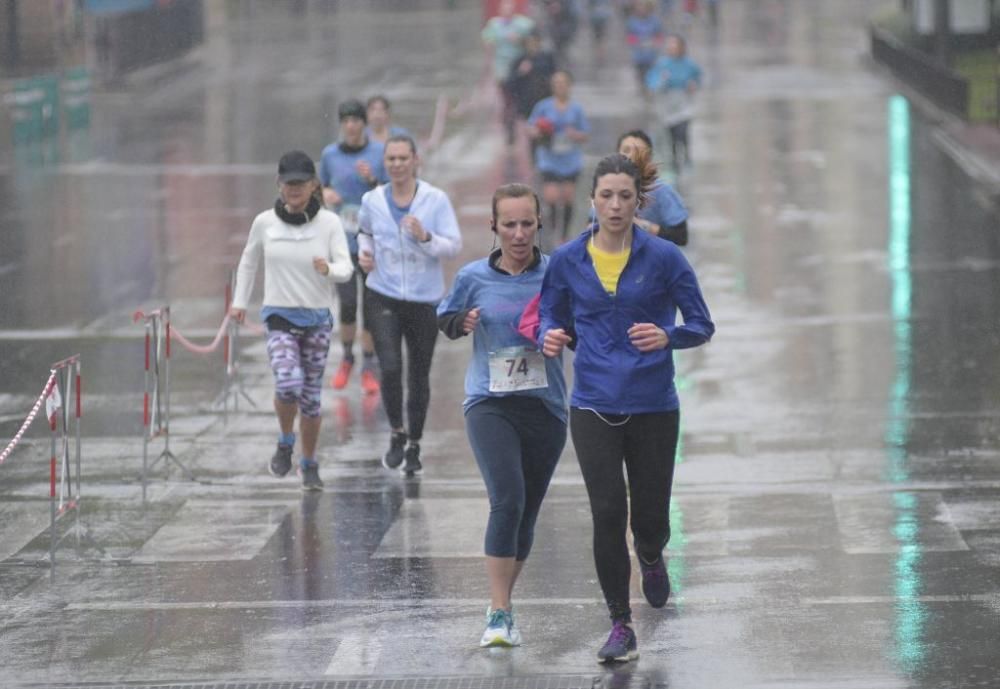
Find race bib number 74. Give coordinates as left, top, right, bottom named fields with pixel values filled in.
left=488, top=346, right=548, bottom=393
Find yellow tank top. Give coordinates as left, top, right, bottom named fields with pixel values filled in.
left=587, top=237, right=630, bottom=295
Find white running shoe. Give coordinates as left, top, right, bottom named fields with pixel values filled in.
left=479, top=607, right=521, bottom=647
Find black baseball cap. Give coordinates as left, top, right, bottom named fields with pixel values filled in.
left=277, top=150, right=316, bottom=183
left=337, top=99, right=367, bottom=123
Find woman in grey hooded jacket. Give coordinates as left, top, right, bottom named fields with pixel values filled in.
left=358, top=134, right=462, bottom=476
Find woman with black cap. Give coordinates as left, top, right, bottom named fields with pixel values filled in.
left=230, top=151, right=354, bottom=490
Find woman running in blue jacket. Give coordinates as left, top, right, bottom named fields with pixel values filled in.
left=538, top=148, right=714, bottom=663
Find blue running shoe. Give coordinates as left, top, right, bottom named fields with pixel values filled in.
left=637, top=551, right=670, bottom=608
left=597, top=621, right=638, bottom=663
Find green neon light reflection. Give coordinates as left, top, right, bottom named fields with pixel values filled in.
left=886, top=94, right=925, bottom=674
left=667, top=373, right=689, bottom=604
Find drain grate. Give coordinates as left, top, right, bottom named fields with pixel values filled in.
left=21, top=674, right=655, bottom=689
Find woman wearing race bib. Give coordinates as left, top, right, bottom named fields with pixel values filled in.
left=437, top=183, right=567, bottom=649
left=527, top=69, right=590, bottom=248
left=538, top=150, right=714, bottom=663
left=357, top=135, right=462, bottom=477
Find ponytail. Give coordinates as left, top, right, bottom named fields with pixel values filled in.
left=590, top=151, right=659, bottom=209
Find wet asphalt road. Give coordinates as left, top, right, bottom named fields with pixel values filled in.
left=1, top=1, right=999, bottom=687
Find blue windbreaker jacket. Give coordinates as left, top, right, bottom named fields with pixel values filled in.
left=537, top=225, right=714, bottom=414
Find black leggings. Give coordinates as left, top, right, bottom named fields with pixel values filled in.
left=668, top=120, right=691, bottom=171
left=335, top=254, right=367, bottom=326
left=365, top=288, right=438, bottom=441
left=570, top=407, right=680, bottom=623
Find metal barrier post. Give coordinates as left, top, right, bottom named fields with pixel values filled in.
left=44, top=354, right=85, bottom=567
left=139, top=308, right=194, bottom=498
left=49, top=391, right=57, bottom=565
left=142, top=318, right=151, bottom=502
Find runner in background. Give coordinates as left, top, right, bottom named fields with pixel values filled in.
left=541, top=0, right=580, bottom=67
left=365, top=95, right=411, bottom=145
left=482, top=0, right=536, bottom=148
left=617, top=129, right=689, bottom=244
left=230, top=151, right=354, bottom=491
left=437, top=183, right=567, bottom=648
left=527, top=69, right=590, bottom=249
left=319, top=99, right=386, bottom=394
left=645, top=34, right=702, bottom=176
left=508, top=30, right=556, bottom=159
left=625, top=0, right=664, bottom=96
left=357, top=135, right=462, bottom=477
left=588, top=0, right=615, bottom=65
left=538, top=149, right=714, bottom=663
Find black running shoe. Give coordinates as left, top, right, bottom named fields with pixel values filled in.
left=382, top=431, right=407, bottom=469
left=637, top=550, right=670, bottom=608
left=299, top=462, right=324, bottom=491
left=401, top=443, right=423, bottom=477
left=269, top=443, right=293, bottom=477
left=597, top=621, right=638, bottom=664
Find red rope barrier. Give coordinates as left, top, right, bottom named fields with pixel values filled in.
left=133, top=310, right=266, bottom=355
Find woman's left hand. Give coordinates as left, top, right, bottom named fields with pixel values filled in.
left=628, top=322, right=669, bottom=351
left=313, top=256, right=329, bottom=276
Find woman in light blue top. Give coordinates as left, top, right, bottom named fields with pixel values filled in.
left=437, top=183, right=567, bottom=649
left=528, top=69, right=590, bottom=246
left=645, top=34, right=702, bottom=174
left=618, top=129, right=689, bottom=245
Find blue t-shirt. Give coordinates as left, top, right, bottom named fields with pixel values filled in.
left=528, top=98, right=590, bottom=177
left=642, top=183, right=688, bottom=227
left=646, top=55, right=702, bottom=92
left=437, top=254, right=567, bottom=423
left=318, top=140, right=387, bottom=208
left=318, top=140, right=386, bottom=253
left=626, top=14, right=663, bottom=67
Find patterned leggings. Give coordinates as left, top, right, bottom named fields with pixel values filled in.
left=265, top=325, right=332, bottom=418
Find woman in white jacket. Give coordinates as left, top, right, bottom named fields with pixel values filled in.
left=358, top=135, right=462, bottom=476
left=230, top=150, right=353, bottom=490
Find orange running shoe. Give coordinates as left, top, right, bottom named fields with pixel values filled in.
left=361, top=368, right=381, bottom=395
left=331, top=359, right=353, bottom=389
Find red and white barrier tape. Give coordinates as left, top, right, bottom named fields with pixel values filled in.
left=0, top=370, right=57, bottom=465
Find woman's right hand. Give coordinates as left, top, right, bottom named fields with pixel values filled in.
left=462, top=307, right=481, bottom=334
left=358, top=250, right=375, bottom=273
left=229, top=307, right=246, bottom=325
left=542, top=328, right=571, bottom=357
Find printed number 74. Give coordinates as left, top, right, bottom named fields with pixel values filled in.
left=506, top=358, right=529, bottom=377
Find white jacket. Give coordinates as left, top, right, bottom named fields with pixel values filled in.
left=232, top=207, right=353, bottom=310
left=357, top=180, right=462, bottom=303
